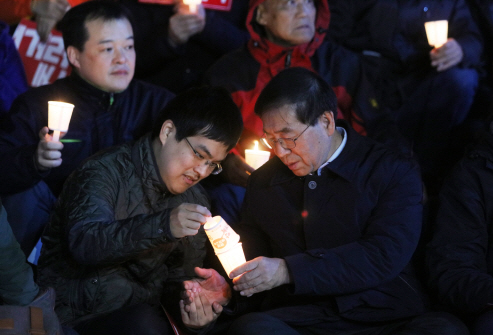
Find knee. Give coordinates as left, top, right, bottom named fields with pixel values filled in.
left=435, top=68, right=478, bottom=97
left=227, top=312, right=286, bottom=335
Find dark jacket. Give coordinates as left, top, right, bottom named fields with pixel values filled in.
left=123, top=0, right=250, bottom=94
left=0, top=73, right=174, bottom=196
left=205, top=0, right=370, bottom=154
left=236, top=122, right=427, bottom=323
left=427, top=131, right=493, bottom=316
left=0, top=199, right=38, bottom=306
left=37, top=135, right=209, bottom=325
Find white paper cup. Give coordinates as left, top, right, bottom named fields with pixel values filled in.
left=245, top=149, right=270, bottom=170
left=204, top=216, right=240, bottom=253
left=216, top=242, right=246, bottom=277
left=424, top=20, right=448, bottom=48
left=48, top=101, right=74, bottom=141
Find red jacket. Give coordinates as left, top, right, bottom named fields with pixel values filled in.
left=206, top=0, right=364, bottom=155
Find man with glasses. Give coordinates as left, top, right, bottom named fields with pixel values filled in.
left=36, top=86, right=243, bottom=335
left=181, top=68, right=468, bottom=334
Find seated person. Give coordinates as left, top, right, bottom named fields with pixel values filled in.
left=36, top=86, right=243, bottom=335
left=204, top=0, right=370, bottom=225
left=328, top=0, right=483, bottom=193
left=183, top=67, right=469, bottom=335
left=0, top=1, right=174, bottom=256
left=122, top=0, right=249, bottom=94
left=426, top=121, right=493, bottom=335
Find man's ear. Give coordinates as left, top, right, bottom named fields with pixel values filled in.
left=256, top=3, right=268, bottom=26
left=320, top=111, right=336, bottom=135
left=66, top=46, right=81, bottom=69
left=159, top=120, right=174, bottom=146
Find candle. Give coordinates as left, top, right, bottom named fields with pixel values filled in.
left=245, top=140, right=270, bottom=170
left=183, top=0, right=201, bottom=14
left=48, top=101, right=74, bottom=142
left=205, top=216, right=246, bottom=277
left=424, top=20, right=448, bottom=48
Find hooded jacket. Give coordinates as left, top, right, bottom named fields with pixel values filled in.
left=206, top=0, right=368, bottom=154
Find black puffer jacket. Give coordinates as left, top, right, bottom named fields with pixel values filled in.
left=37, top=135, right=209, bottom=325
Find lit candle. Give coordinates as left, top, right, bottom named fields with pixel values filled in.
left=183, top=0, right=201, bottom=14
left=424, top=20, right=448, bottom=48
left=245, top=140, right=270, bottom=170
left=48, top=101, right=74, bottom=142
left=205, top=216, right=246, bottom=277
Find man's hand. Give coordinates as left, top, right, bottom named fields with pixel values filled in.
left=35, top=126, right=64, bottom=171
left=169, top=204, right=210, bottom=238
left=221, top=154, right=254, bottom=187
left=168, top=1, right=206, bottom=47
left=31, top=0, right=70, bottom=41
left=230, top=257, right=291, bottom=297
left=430, top=38, right=464, bottom=72
left=180, top=293, right=222, bottom=329
left=180, top=268, right=230, bottom=329
left=182, top=267, right=232, bottom=306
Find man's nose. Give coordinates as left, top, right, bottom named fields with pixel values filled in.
left=193, top=163, right=209, bottom=178
left=114, top=47, right=127, bottom=64
left=274, top=142, right=291, bottom=158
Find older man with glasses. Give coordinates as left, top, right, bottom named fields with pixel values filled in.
left=36, top=86, right=243, bottom=335
left=180, top=68, right=469, bottom=335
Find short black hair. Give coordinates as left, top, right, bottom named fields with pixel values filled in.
left=255, top=67, right=337, bottom=125
left=151, top=86, right=243, bottom=151
left=58, top=1, right=134, bottom=52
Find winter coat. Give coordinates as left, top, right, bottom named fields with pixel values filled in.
left=427, top=131, right=493, bottom=316
left=236, top=121, right=428, bottom=323
left=0, top=72, right=174, bottom=196
left=205, top=0, right=370, bottom=155
left=37, top=135, right=210, bottom=325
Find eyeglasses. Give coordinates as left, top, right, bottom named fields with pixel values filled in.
left=184, top=138, right=222, bottom=175
left=261, top=125, right=310, bottom=150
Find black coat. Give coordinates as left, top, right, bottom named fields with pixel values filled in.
left=236, top=123, right=428, bottom=323
left=427, top=131, right=493, bottom=316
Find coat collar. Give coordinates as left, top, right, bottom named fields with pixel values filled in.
left=131, top=135, right=170, bottom=206
left=269, top=121, right=368, bottom=186
left=67, top=72, right=130, bottom=107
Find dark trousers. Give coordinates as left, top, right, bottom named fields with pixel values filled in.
left=73, top=303, right=174, bottom=335
left=226, top=311, right=470, bottom=335
left=1, top=181, right=55, bottom=257
left=471, top=310, right=493, bottom=335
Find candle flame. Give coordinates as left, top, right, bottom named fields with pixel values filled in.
left=254, top=140, right=259, bottom=151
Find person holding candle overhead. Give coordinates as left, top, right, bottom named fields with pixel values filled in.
left=181, top=68, right=469, bottom=335
left=37, top=86, right=243, bottom=335
left=0, top=1, right=175, bottom=257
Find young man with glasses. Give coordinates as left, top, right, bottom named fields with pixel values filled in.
left=36, top=86, right=243, bottom=335
left=181, top=68, right=468, bottom=334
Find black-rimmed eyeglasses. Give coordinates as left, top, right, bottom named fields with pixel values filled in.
left=184, top=138, right=223, bottom=175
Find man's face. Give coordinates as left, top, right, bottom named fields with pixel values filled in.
left=155, top=124, right=229, bottom=194
left=257, top=0, right=316, bottom=47
left=67, top=18, right=135, bottom=93
left=261, top=105, right=334, bottom=176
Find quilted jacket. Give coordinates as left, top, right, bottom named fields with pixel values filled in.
left=37, top=135, right=210, bottom=325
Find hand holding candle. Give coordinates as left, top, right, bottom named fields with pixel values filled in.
left=245, top=140, right=270, bottom=170
left=48, top=101, right=74, bottom=142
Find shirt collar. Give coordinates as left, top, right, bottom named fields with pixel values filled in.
left=315, top=126, right=347, bottom=176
